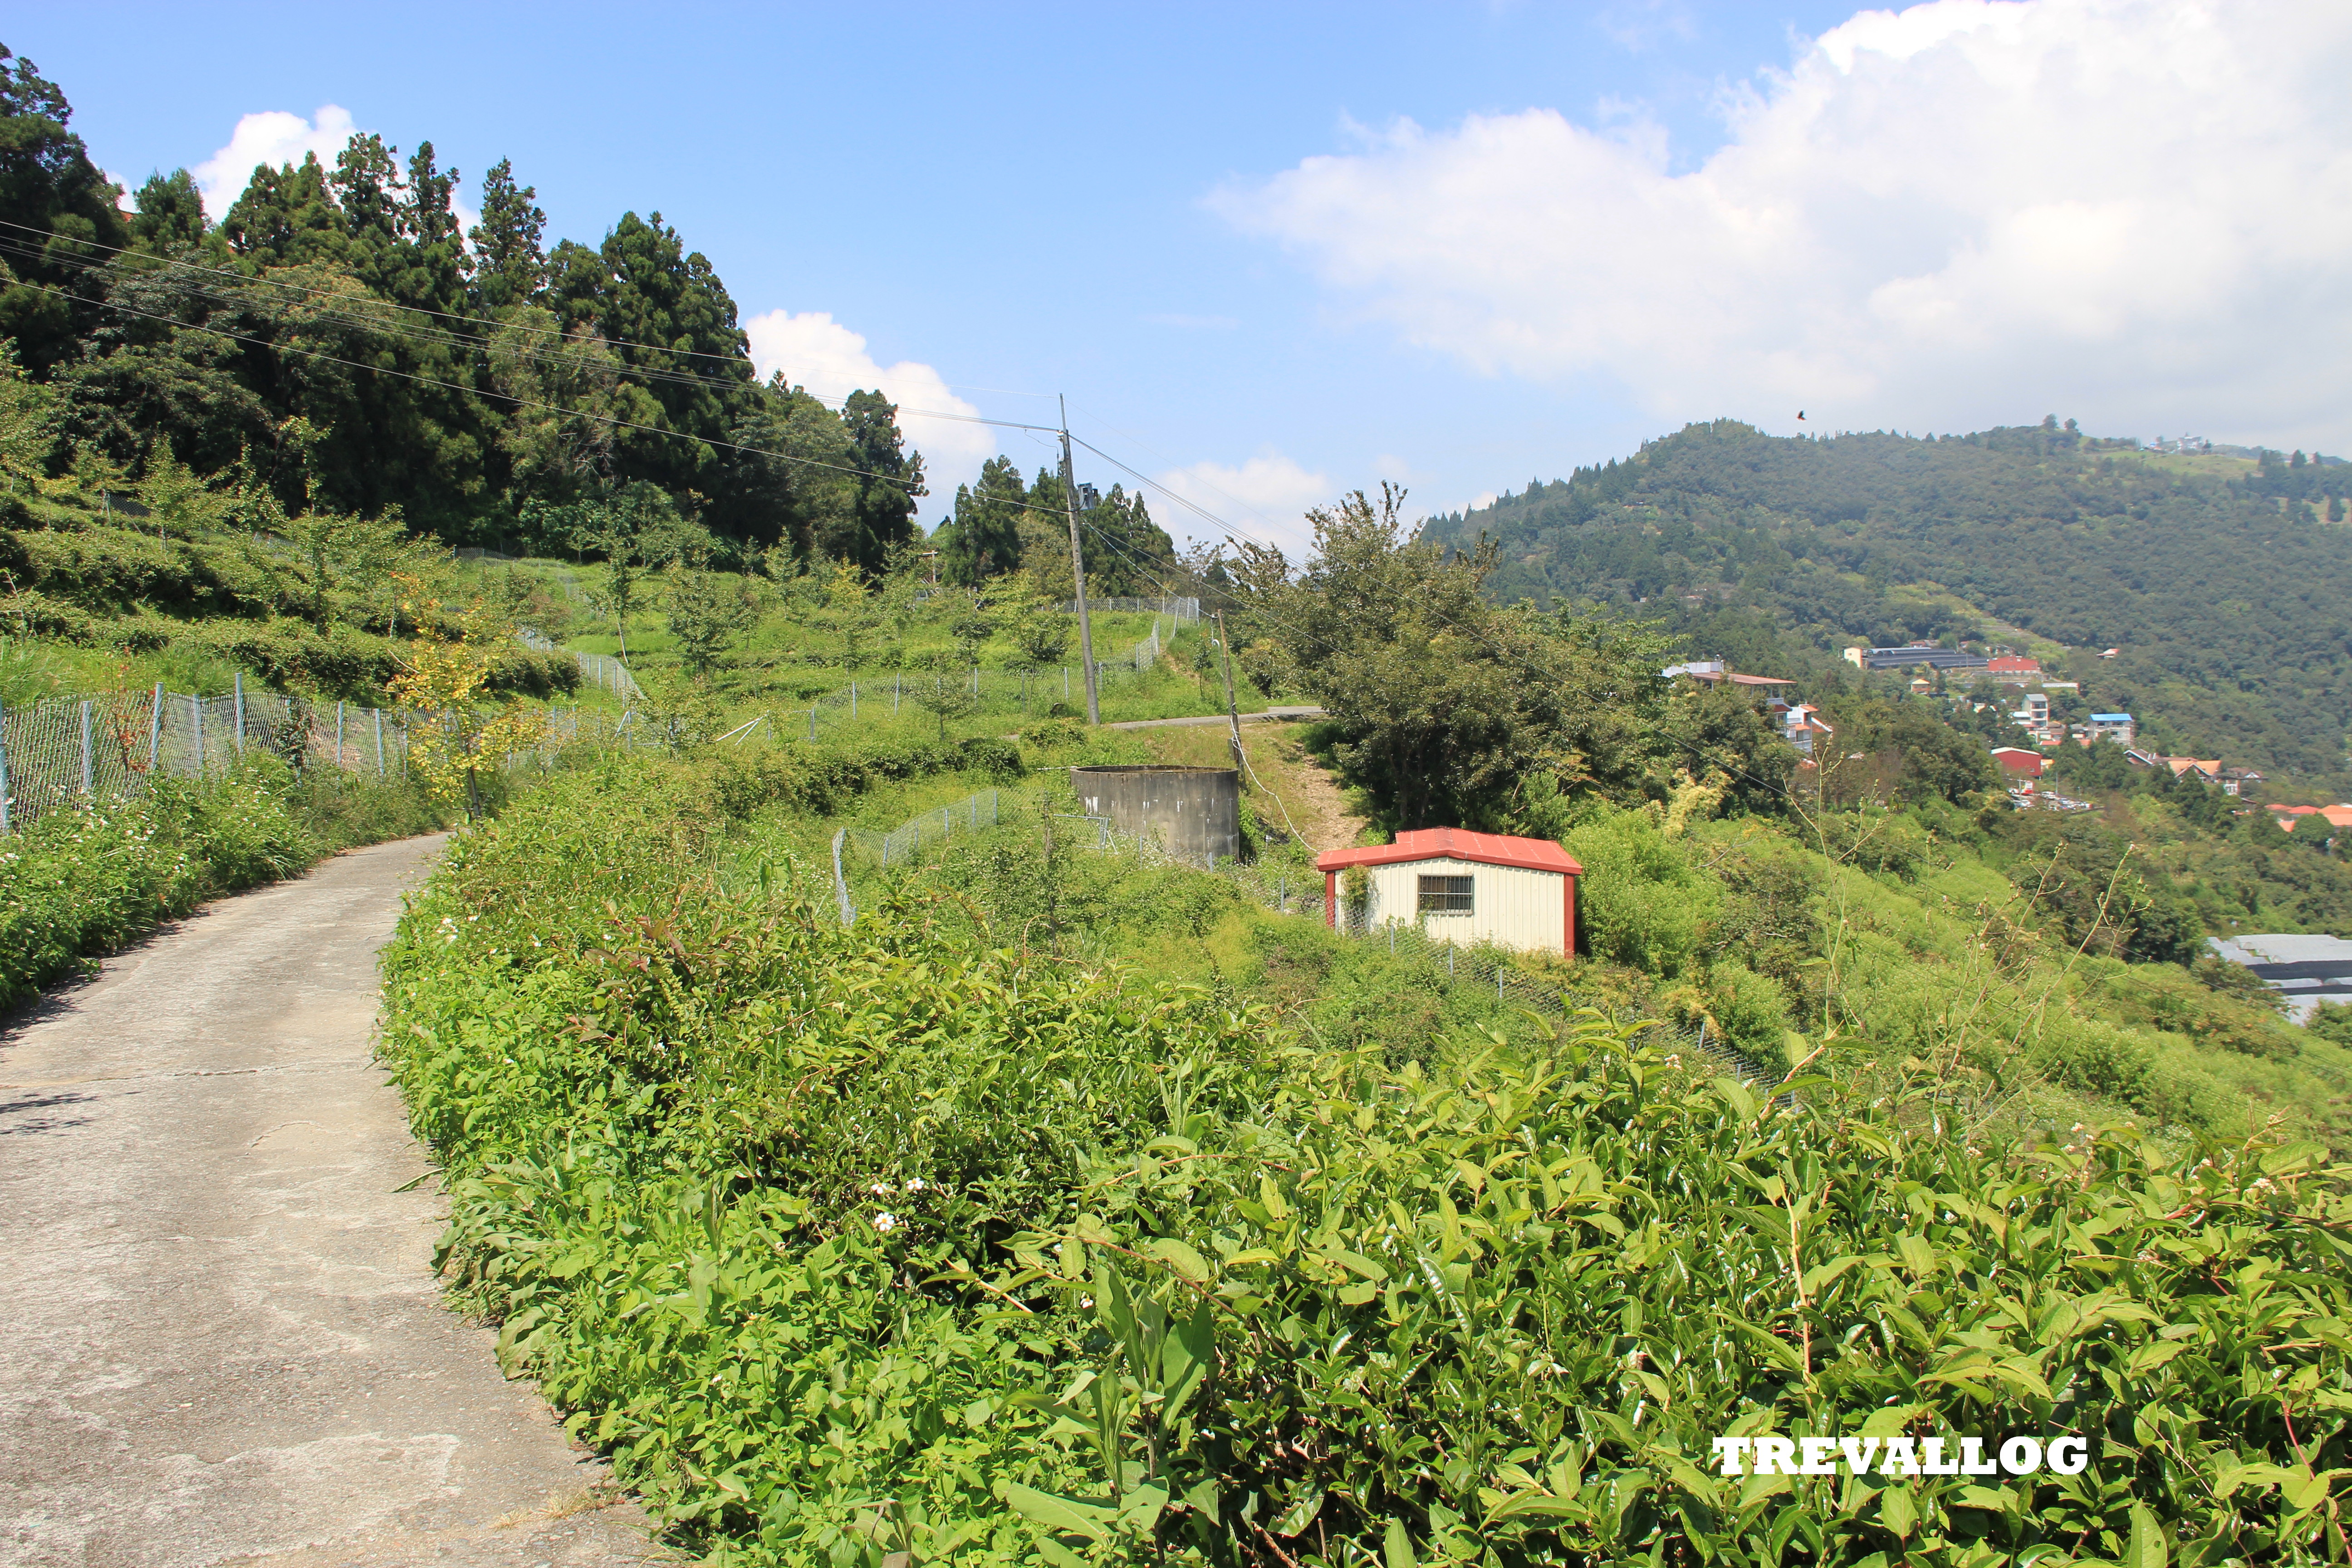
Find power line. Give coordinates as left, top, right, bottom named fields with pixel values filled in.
left=17, top=257, right=1809, bottom=808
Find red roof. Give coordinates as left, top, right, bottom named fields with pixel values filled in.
left=1987, top=656, right=2042, bottom=673
left=1990, top=746, right=2044, bottom=775
left=1316, top=827, right=1581, bottom=877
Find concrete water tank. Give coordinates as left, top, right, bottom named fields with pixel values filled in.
left=1070, top=764, right=1241, bottom=865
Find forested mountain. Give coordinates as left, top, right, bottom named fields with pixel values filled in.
left=0, top=45, right=930, bottom=568
left=1423, top=419, right=2352, bottom=785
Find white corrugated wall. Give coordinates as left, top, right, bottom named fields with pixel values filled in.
left=1358, top=857, right=1567, bottom=954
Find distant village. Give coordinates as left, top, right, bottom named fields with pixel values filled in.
left=1665, top=642, right=2349, bottom=832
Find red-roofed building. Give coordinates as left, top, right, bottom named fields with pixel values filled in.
left=2275, top=805, right=2352, bottom=833
left=1991, top=746, right=2044, bottom=778
left=1317, top=828, right=1583, bottom=955
left=1987, top=655, right=2043, bottom=681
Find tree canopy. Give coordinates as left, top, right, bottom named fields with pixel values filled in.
left=1426, top=419, right=2352, bottom=788
left=0, top=45, right=928, bottom=570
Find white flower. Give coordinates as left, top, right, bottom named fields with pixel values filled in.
left=870, top=1182, right=895, bottom=1196
left=873, top=1212, right=897, bottom=1232
left=904, top=1177, right=926, bottom=1193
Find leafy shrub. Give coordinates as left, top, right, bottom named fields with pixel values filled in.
left=1563, top=807, right=1714, bottom=974
left=703, top=735, right=1025, bottom=823
left=383, top=759, right=2352, bottom=1566
left=0, top=758, right=443, bottom=1008
left=1807, top=808, right=1934, bottom=881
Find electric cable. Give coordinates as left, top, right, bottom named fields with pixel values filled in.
left=15, top=258, right=1816, bottom=811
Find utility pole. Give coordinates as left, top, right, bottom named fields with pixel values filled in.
left=1060, top=397, right=1099, bottom=725
left=1215, top=609, right=1245, bottom=774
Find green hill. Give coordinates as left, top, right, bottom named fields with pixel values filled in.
left=1423, top=420, right=2352, bottom=789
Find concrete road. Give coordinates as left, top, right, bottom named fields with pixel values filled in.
left=0, top=835, right=665, bottom=1568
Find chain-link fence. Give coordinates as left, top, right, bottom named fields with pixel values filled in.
left=847, top=787, right=1005, bottom=867
left=1060, top=597, right=1200, bottom=623
left=517, top=627, right=642, bottom=699
left=0, top=680, right=418, bottom=833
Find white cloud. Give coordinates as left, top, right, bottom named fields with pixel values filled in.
left=1213, top=0, right=2352, bottom=448
left=193, top=105, right=357, bottom=220
left=742, top=310, right=996, bottom=518
left=1153, top=449, right=1336, bottom=556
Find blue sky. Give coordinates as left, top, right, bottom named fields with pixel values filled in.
left=19, top=3, right=2351, bottom=553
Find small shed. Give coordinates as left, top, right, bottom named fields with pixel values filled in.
left=1316, top=828, right=1582, bottom=956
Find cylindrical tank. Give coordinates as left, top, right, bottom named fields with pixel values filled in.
left=1070, top=764, right=1241, bottom=865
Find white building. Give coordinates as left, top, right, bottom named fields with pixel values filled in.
left=1317, top=828, right=1582, bottom=956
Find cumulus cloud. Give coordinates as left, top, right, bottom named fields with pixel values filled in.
left=1213, top=0, right=2352, bottom=447
left=742, top=310, right=996, bottom=516
left=193, top=106, right=358, bottom=220
left=1154, top=449, right=1336, bottom=555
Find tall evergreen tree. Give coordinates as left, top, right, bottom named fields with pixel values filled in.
left=939, top=454, right=1024, bottom=583
left=840, top=388, right=924, bottom=573
left=468, top=159, right=545, bottom=311
left=0, top=46, right=133, bottom=369
left=127, top=170, right=206, bottom=252
left=217, top=152, right=346, bottom=270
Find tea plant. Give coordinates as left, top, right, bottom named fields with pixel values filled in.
left=382, top=758, right=2352, bottom=1565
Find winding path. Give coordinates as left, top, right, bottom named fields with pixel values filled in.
left=0, top=835, right=665, bottom=1568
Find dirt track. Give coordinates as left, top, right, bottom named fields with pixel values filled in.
left=0, top=834, right=663, bottom=1568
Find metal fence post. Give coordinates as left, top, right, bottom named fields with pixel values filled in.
left=79, top=700, right=93, bottom=797
left=147, top=683, right=162, bottom=774
left=0, top=698, right=10, bottom=834
left=232, top=674, right=245, bottom=756
left=807, top=708, right=816, bottom=742
left=336, top=701, right=345, bottom=769
left=894, top=675, right=900, bottom=715
left=374, top=709, right=384, bottom=777
left=191, top=694, right=202, bottom=777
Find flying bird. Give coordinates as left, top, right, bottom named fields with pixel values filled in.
left=1798, top=411, right=1807, bottom=421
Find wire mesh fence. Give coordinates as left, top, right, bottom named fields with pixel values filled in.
left=847, top=787, right=1005, bottom=867
left=517, top=627, right=642, bottom=699
left=0, top=680, right=419, bottom=833
left=1060, top=597, right=1201, bottom=622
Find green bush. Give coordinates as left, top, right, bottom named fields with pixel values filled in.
left=382, top=759, right=2352, bottom=1566
left=0, top=758, right=444, bottom=1008
left=1563, top=807, right=1714, bottom=974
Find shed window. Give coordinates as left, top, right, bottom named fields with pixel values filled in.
left=1418, top=874, right=1474, bottom=915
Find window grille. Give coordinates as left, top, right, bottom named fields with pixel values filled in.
left=1417, top=874, right=1474, bottom=915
